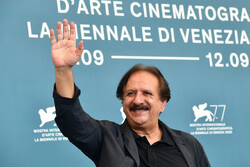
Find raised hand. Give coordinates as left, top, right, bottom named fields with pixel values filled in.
left=50, top=19, right=83, bottom=98
left=50, top=19, right=83, bottom=68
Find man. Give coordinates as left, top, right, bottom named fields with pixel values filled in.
left=50, top=19, right=210, bottom=167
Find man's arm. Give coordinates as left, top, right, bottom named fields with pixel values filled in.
left=51, top=20, right=103, bottom=163
left=50, top=19, right=84, bottom=98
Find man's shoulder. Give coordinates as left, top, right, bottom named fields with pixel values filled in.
left=169, top=127, right=198, bottom=143
left=168, top=127, right=193, bottom=138
left=98, top=120, right=120, bottom=128
left=160, top=121, right=198, bottom=144
left=98, top=120, right=123, bottom=136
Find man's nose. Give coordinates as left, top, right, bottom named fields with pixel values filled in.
left=133, top=93, right=144, bottom=105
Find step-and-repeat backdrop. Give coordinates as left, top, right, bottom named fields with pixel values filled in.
left=1, top=0, right=250, bottom=166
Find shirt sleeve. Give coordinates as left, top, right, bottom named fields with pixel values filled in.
left=53, top=84, right=102, bottom=163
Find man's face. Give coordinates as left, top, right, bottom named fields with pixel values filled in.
left=122, top=71, right=167, bottom=129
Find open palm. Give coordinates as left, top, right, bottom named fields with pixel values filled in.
left=50, top=19, right=83, bottom=68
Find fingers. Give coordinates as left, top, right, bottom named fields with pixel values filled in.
left=50, top=29, right=56, bottom=45
left=56, top=21, right=62, bottom=41
left=70, top=22, right=76, bottom=41
left=63, top=19, right=69, bottom=40
left=55, top=19, right=76, bottom=41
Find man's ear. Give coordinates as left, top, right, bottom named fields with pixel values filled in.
left=160, top=100, right=167, bottom=113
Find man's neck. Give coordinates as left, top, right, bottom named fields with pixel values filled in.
left=132, top=124, right=163, bottom=145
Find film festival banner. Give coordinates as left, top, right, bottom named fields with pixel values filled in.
left=0, top=0, right=250, bottom=166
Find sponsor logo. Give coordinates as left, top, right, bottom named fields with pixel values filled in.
left=38, top=106, right=57, bottom=127
left=193, top=103, right=215, bottom=122
left=190, top=103, right=233, bottom=135
left=33, top=106, right=68, bottom=143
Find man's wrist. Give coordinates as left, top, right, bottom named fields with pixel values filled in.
left=55, top=66, right=73, bottom=74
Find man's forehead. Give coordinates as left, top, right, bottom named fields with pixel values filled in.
left=124, top=87, right=153, bottom=92
left=124, top=72, right=159, bottom=90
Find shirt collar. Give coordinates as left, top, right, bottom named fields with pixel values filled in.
left=132, top=121, right=175, bottom=146
left=159, top=121, right=175, bottom=146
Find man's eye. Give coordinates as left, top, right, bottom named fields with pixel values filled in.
left=143, top=91, right=152, bottom=96
left=127, top=92, right=134, bottom=96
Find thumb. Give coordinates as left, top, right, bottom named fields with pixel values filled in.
left=76, top=40, right=84, bottom=57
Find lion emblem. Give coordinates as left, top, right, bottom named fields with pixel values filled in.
left=38, top=106, right=57, bottom=127
left=192, top=103, right=214, bottom=122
